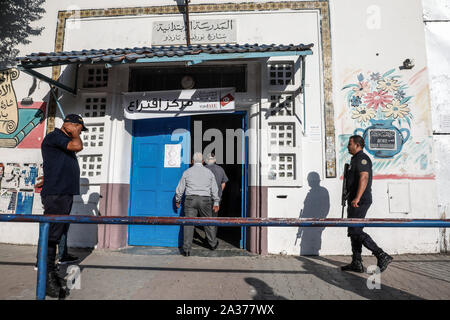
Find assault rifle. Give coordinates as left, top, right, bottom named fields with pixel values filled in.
left=341, top=163, right=350, bottom=218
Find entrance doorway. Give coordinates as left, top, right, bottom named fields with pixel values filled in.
left=190, top=113, right=247, bottom=249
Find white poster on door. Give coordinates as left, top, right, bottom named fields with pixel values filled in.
left=123, top=87, right=235, bottom=120
left=164, top=144, right=181, bottom=168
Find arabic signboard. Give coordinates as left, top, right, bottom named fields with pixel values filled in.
left=368, top=129, right=396, bottom=150
left=123, top=88, right=235, bottom=120
left=152, top=19, right=236, bottom=45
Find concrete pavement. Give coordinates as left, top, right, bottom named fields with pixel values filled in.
left=0, top=244, right=449, bottom=300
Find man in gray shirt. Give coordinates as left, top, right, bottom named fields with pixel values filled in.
left=205, top=153, right=229, bottom=200
left=176, top=152, right=220, bottom=256
left=205, top=153, right=229, bottom=243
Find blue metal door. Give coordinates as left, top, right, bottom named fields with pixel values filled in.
left=128, top=117, right=190, bottom=247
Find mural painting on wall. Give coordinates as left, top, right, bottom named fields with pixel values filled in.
left=0, top=162, right=42, bottom=214
left=340, top=68, right=434, bottom=179
left=0, top=68, right=46, bottom=148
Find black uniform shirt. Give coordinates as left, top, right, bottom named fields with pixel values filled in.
left=41, top=128, right=80, bottom=196
left=346, top=150, right=372, bottom=203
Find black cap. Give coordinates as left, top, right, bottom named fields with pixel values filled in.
left=64, top=114, right=88, bottom=131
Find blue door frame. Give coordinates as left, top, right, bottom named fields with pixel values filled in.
left=128, top=112, right=248, bottom=249
left=238, top=111, right=248, bottom=249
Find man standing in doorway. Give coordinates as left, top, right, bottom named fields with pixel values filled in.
left=40, top=114, right=87, bottom=297
left=341, top=135, right=393, bottom=273
left=205, top=153, right=228, bottom=248
left=175, top=152, right=220, bottom=256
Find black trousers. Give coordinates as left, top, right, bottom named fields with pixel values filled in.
left=347, top=200, right=382, bottom=259
left=40, top=195, right=73, bottom=271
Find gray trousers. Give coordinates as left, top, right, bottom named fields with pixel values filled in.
left=183, top=195, right=218, bottom=252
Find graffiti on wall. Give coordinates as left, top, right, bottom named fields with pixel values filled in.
left=0, top=68, right=45, bottom=148
left=339, top=68, right=434, bottom=179
left=0, top=162, right=42, bottom=214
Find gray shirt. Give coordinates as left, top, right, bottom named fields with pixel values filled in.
left=205, top=164, right=229, bottom=199
left=176, top=163, right=220, bottom=206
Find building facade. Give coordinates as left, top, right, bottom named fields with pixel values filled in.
left=0, top=0, right=446, bottom=255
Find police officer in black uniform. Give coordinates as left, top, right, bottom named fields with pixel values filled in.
left=341, top=135, right=393, bottom=273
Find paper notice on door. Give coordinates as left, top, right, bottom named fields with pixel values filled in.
left=164, top=144, right=181, bottom=168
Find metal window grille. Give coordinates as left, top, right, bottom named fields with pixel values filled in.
left=83, top=68, right=109, bottom=88
left=268, top=154, right=295, bottom=180
left=268, top=62, right=294, bottom=86
left=82, top=124, right=105, bottom=148
left=269, top=94, right=295, bottom=116
left=269, top=123, right=295, bottom=147
left=80, top=155, right=103, bottom=178
left=83, top=97, right=107, bottom=118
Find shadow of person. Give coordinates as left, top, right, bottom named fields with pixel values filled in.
left=296, top=172, right=330, bottom=255
left=67, top=179, right=99, bottom=250
left=295, top=256, right=423, bottom=300
left=244, top=277, right=288, bottom=300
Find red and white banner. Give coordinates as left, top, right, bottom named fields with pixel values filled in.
left=123, top=88, right=235, bottom=120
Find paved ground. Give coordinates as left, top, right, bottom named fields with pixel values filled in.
left=0, top=243, right=449, bottom=300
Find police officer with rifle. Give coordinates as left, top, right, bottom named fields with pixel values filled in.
left=341, top=135, right=393, bottom=273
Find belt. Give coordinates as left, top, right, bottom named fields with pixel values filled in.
left=186, top=195, right=210, bottom=198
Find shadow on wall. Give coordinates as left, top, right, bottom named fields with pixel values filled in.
left=67, top=178, right=99, bottom=248
left=296, top=172, right=330, bottom=256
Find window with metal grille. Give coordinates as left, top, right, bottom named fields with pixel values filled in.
left=268, top=154, right=296, bottom=180
left=129, top=65, right=247, bottom=92
left=80, top=155, right=103, bottom=178
left=269, top=123, right=295, bottom=147
left=83, top=97, right=107, bottom=118
left=82, top=124, right=105, bottom=148
left=268, top=62, right=294, bottom=86
left=83, top=68, right=109, bottom=88
left=269, top=94, right=295, bottom=116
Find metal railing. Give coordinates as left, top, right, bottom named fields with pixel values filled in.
left=1, top=213, right=449, bottom=300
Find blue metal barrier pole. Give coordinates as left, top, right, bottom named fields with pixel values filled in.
left=36, top=222, right=49, bottom=300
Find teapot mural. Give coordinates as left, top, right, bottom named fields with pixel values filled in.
left=342, top=69, right=413, bottom=159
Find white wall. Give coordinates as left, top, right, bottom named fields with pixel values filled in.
left=269, top=0, right=440, bottom=255
left=423, top=0, right=450, bottom=252
left=0, top=0, right=442, bottom=254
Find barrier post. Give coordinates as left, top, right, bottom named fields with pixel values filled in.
left=36, top=222, right=49, bottom=300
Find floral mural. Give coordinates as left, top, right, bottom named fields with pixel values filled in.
left=342, top=69, right=414, bottom=159
left=344, top=69, right=413, bottom=127
left=339, top=68, right=434, bottom=180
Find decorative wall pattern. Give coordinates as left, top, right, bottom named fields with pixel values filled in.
left=342, top=69, right=413, bottom=159
left=0, top=68, right=46, bottom=148
left=339, top=68, right=434, bottom=179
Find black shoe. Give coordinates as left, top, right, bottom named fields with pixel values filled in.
left=183, top=251, right=190, bottom=257
left=46, top=271, right=62, bottom=298
left=58, top=254, right=79, bottom=265
left=376, top=252, right=393, bottom=272
left=341, top=260, right=364, bottom=273
left=210, top=241, right=219, bottom=251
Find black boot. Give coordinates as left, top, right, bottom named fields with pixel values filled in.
left=46, top=270, right=62, bottom=298
left=376, top=252, right=393, bottom=272
left=341, top=256, right=364, bottom=273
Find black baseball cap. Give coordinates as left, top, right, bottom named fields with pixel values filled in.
left=64, top=114, right=88, bottom=131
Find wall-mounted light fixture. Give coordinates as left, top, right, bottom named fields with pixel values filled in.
left=399, top=59, right=414, bottom=70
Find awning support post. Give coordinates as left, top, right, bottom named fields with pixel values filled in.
left=18, top=66, right=77, bottom=95
left=50, top=85, right=66, bottom=119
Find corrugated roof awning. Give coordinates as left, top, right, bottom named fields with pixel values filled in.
left=16, top=43, right=314, bottom=94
